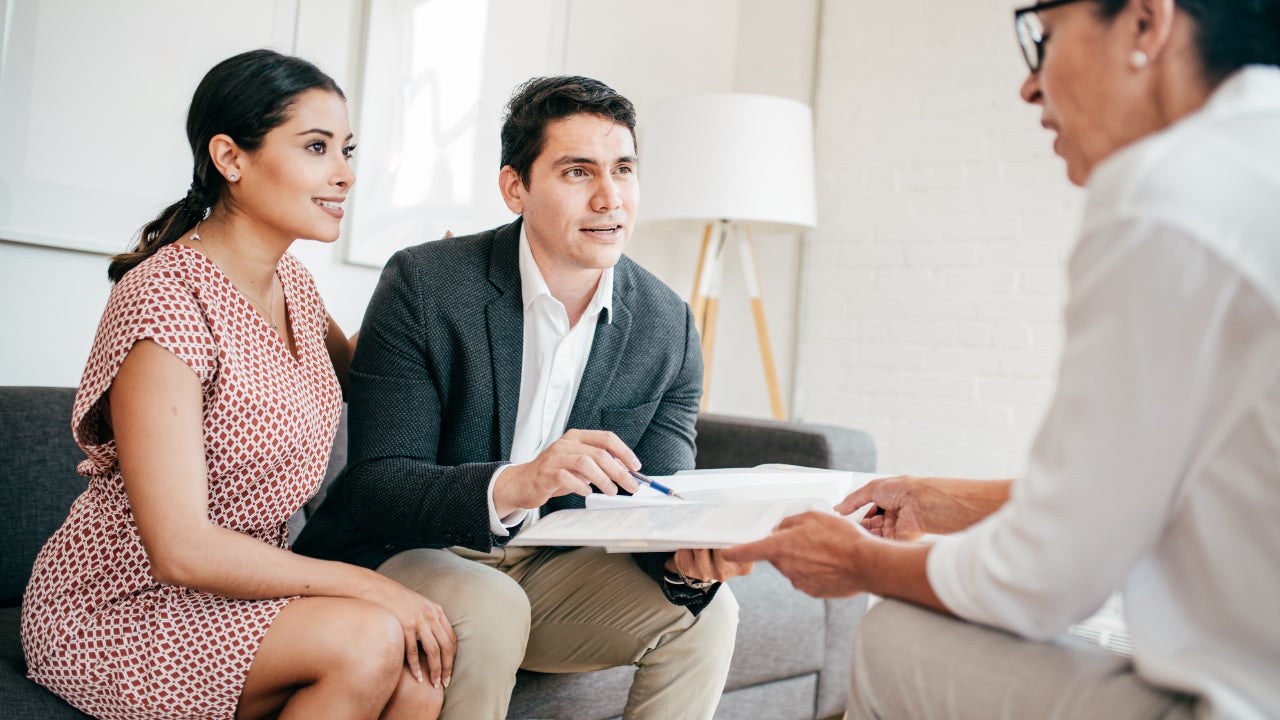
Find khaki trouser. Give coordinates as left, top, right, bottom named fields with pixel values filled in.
left=379, top=545, right=738, bottom=720
left=846, top=599, right=1199, bottom=720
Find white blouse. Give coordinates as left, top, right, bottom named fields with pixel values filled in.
left=928, top=65, right=1280, bottom=720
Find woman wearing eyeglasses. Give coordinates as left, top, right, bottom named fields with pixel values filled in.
left=725, top=0, right=1280, bottom=717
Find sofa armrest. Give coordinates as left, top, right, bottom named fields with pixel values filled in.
left=694, top=413, right=876, bottom=473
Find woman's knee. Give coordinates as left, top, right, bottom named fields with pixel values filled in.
left=385, top=666, right=446, bottom=719
left=243, top=598, right=405, bottom=714
left=300, top=599, right=404, bottom=697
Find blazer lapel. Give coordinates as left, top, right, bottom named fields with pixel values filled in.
left=486, top=221, right=524, bottom=460
left=566, top=271, right=632, bottom=430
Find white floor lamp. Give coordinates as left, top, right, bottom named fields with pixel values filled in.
left=640, top=94, right=818, bottom=420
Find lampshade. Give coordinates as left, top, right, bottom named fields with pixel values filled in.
left=639, top=93, right=817, bottom=231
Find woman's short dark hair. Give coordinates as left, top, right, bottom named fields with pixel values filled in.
left=108, top=49, right=344, bottom=283
left=499, top=75, right=637, bottom=188
left=1095, top=0, right=1280, bottom=83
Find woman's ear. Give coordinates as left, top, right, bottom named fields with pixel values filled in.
left=207, top=134, right=243, bottom=183
left=1130, top=0, right=1177, bottom=64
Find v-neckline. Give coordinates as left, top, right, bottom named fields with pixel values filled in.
left=172, top=243, right=302, bottom=364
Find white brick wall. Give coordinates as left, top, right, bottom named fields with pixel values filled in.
left=626, top=0, right=820, bottom=421
left=796, top=0, right=1086, bottom=478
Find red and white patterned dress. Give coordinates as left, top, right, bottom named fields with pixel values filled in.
left=20, top=243, right=343, bottom=719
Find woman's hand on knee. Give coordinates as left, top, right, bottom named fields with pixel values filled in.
left=367, top=576, right=457, bottom=689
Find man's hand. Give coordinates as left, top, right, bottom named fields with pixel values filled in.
left=721, top=512, right=867, bottom=598
left=494, top=429, right=641, bottom=516
left=835, top=476, right=1012, bottom=541
left=666, top=549, right=754, bottom=584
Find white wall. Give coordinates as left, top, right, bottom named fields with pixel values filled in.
left=0, top=0, right=811, bottom=421
left=1, top=0, right=1083, bottom=480
left=611, top=0, right=821, bottom=421
left=0, top=0, right=378, bottom=386
left=798, top=0, right=1083, bottom=477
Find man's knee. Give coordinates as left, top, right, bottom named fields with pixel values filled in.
left=644, top=585, right=739, bottom=668
left=379, top=548, right=532, bottom=666
left=452, top=570, right=532, bottom=665
left=690, top=586, right=740, bottom=648
left=381, top=550, right=529, bottom=620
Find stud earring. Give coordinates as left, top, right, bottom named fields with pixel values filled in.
left=228, top=171, right=239, bottom=182
left=1131, top=50, right=1149, bottom=69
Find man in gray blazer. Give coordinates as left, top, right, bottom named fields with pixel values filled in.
left=296, top=76, right=747, bottom=719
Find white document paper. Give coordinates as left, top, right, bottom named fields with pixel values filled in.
left=508, top=467, right=889, bottom=551
left=584, top=469, right=887, bottom=510
left=506, top=498, right=829, bottom=552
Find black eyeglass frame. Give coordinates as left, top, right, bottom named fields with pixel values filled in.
left=1013, top=0, right=1090, bottom=72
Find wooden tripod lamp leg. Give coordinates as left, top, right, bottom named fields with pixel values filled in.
left=738, top=226, right=786, bottom=420
left=699, top=225, right=726, bottom=411
left=690, top=222, right=714, bottom=335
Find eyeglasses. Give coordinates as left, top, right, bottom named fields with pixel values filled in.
left=1013, top=0, right=1089, bottom=73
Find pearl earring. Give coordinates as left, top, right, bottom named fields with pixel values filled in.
left=1131, top=50, right=1149, bottom=69
left=228, top=171, right=239, bottom=182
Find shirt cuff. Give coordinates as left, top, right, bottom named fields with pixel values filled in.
left=926, top=530, right=980, bottom=623
left=488, top=464, right=529, bottom=536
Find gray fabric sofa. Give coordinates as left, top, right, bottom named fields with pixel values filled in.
left=1, top=386, right=876, bottom=720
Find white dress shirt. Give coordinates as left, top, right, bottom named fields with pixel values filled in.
left=487, top=224, right=613, bottom=535
left=928, top=66, right=1280, bottom=719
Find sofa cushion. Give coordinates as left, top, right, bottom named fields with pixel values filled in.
left=695, top=412, right=876, bottom=472
left=713, top=674, right=818, bottom=720
left=0, top=607, right=91, bottom=717
left=723, top=563, right=825, bottom=689
left=0, top=387, right=83, bottom=607
left=508, top=665, right=634, bottom=720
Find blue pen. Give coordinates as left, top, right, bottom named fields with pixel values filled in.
left=626, top=469, right=686, bottom=500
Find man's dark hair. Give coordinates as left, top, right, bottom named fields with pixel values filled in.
left=500, top=75, right=637, bottom=187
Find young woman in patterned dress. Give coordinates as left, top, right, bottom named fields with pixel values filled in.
left=20, top=50, right=452, bottom=720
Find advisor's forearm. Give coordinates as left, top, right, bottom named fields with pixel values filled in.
left=857, top=536, right=950, bottom=615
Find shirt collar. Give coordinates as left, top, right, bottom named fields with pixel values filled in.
left=518, top=223, right=614, bottom=324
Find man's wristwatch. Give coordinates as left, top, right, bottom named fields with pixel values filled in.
left=663, top=566, right=716, bottom=590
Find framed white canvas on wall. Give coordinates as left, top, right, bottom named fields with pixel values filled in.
left=343, top=0, right=568, bottom=268
left=0, top=0, right=296, bottom=255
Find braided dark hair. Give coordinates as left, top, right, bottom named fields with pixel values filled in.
left=108, top=49, right=344, bottom=283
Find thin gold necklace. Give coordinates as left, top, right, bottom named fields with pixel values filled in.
left=190, top=223, right=279, bottom=331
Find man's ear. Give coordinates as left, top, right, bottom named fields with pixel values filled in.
left=208, top=134, right=244, bottom=183
left=498, top=165, right=526, bottom=214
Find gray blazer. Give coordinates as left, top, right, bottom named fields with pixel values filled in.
left=295, top=220, right=713, bottom=609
